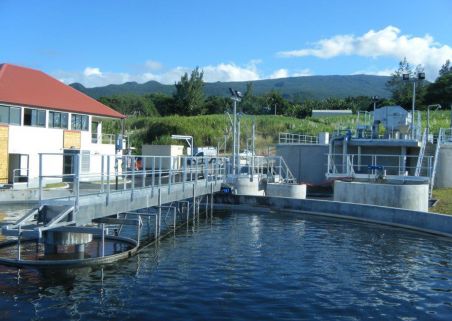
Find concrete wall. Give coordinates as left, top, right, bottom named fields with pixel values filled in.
left=235, top=176, right=265, bottom=196
left=266, top=183, right=306, bottom=199
left=334, top=180, right=429, bottom=212
left=435, top=145, right=452, bottom=188
left=276, top=144, right=329, bottom=185
left=214, top=194, right=452, bottom=238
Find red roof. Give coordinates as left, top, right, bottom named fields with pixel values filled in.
left=0, top=63, right=125, bottom=119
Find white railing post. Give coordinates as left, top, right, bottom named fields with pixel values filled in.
left=131, top=156, right=135, bottom=199
left=142, top=157, right=146, bottom=188
left=101, top=155, right=105, bottom=193
left=106, top=155, right=110, bottom=205
left=38, top=153, right=43, bottom=204
left=74, top=153, right=80, bottom=212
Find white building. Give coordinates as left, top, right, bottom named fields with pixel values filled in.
left=312, top=109, right=352, bottom=117
left=0, top=63, right=126, bottom=188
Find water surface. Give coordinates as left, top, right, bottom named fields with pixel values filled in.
left=0, top=210, right=450, bottom=320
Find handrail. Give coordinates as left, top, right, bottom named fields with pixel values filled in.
left=37, top=153, right=228, bottom=206
left=327, top=153, right=433, bottom=178
left=279, top=132, right=318, bottom=145
left=430, top=128, right=446, bottom=196
left=415, top=128, right=427, bottom=176
left=12, top=168, right=29, bottom=185
left=241, top=155, right=297, bottom=184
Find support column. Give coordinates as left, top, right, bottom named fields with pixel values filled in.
left=210, top=183, right=214, bottom=218
left=192, top=184, right=196, bottom=224
left=401, top=146, right=407, bottom=175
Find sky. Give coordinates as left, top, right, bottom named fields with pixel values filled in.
left=1, top=0, right=451, bottom=87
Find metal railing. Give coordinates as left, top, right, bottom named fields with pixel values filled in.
left=279, top=132, right=318, bottom=144
left=37, top=153, right=227, bottom=209
left=91, top=133, right=129, bottom=145
left=12, top=168, right=29, bottom=185
left=327, top=153, right=433, bottom=178
left=237, top=155, right=297, bottom=183
left=440, top=128, right=452, bottom=144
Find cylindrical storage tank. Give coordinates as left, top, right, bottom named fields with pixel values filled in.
left=234, top=176, right=265, bottom=196
left=435, top=145, right=452, bottom=188
left=334, top=180, right=429, bottom=212
left=266, top=183, right=307, bottom=199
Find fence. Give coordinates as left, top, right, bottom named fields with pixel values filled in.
left=327, top=153, right=433, bottom=178
left=279, top=133, right=318, bottom=144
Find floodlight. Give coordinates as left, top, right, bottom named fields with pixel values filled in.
left=402, top=74, right=410, bottom=81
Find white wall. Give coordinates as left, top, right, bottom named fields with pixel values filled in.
left=9, top=125, right=64, bottom=185
left=8, top=117, right=117, bottom=186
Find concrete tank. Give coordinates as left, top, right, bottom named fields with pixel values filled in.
left=334, top=180, right=429, bottom=212
left=266, top=183, right=307, bottom=199
left=435, top=145, right=452, bottom=188
left=234, top=176, right=265, bottom=196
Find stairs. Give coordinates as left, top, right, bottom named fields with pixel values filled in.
left=415, top=129, right=427, bottom=176
left=2, top=203, right=76, bottom=238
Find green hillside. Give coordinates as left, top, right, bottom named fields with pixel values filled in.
left=71, top=74, right=391, bottom=100
left=113, top=111, right=450, bottom=154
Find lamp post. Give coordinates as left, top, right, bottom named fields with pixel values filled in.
left=371, top=96, right=379, bottom=112
left=229, top=88, right=242, bottom=176
left=403, top=72, right=425, bottom=139
left=427, top=104, right=441, bottom=141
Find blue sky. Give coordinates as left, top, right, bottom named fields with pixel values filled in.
left=1, top=0, right=451, bottom=87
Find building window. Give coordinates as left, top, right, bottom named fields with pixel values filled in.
left=24, top=108, right=46, bottom=127
left=71, top=114, right=89, bottom=131
left=0, top=105, right=21, bottom=125
left=48, top=111, right=69, bottom=129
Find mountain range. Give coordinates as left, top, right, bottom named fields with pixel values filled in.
left=70, top=74, right=391, bottom=100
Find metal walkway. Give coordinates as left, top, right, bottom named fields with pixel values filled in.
left=2, top=154, right=226, bottom=239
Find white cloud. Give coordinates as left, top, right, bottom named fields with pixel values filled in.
left=54, top=59, right=314, bottom=87
left=203, top=62, right=260, bottom=82
left=55, top=61, right=264, bottom=87
left=352, top=68, right=395, bottom=76
left=270, top=68, right=289, bottom=79
left=83, top=67, right=102, bottom=77
left=278, top=26, right=452, bottom=79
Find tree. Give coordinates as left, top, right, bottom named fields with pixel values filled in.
left=204, top=95, right=229, bottom=114
left=264, top=90, right=290, bottom=115
left=173, top=67, right=205, bottom=115
left=241, top=82, right=262, bottom=114
left=146, top=93, right=175, bottom=116
left=439, top=60, right=452, bottom=76
left=425, top=73, right=452, bottom=108
left=386, top=58, right=426, bottom=109
left=98, top=94, right=159, bottom=117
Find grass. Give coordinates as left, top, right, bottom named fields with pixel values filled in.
left=112, top=110, right=452, bottom=154
left=431, top=188, right=452, bottom=215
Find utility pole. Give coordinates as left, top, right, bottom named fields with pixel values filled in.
left=229, top=88, right=242, bottom=176
left=403, top=72, right=425, bottom=140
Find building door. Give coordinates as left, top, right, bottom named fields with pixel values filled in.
left=8, top=154, right=29, bottom=184
left=63, top=149, right=80, bottom=182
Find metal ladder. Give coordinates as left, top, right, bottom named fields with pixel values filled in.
left=429, top=128, right=445, bottom=197
left=415, top=128, right=427, bottom=176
